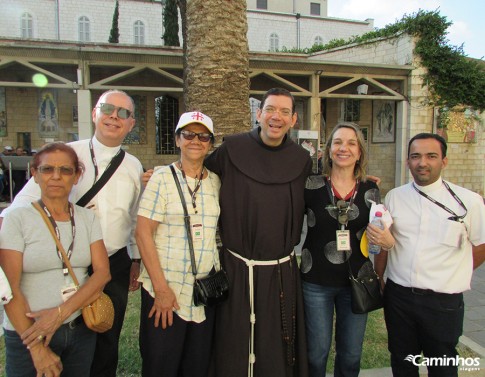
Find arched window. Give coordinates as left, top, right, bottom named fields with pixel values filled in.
left=269, top=33, right=279, bottom=52
left=314, top=36, right=324, bottom=46
left=21, top=12, right=33, bottom=39
left=78, top=16, right=90, bottom=42
left=134, top=21, right=145, bottom=45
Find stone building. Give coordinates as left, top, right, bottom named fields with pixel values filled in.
left=0, top=0, right=483, bottom=196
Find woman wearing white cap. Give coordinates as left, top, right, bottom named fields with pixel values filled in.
left=135, top=111, right=221, bottom=377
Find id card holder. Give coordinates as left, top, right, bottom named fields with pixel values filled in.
left=191, top=223, right=204, bottom=240
left=61, top=284, right=78, bottom=302
left=336, top=230, right=351, bottom=251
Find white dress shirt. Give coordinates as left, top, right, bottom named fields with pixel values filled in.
left=384, top=177, right=485, bottom=294
left=1, top=136, right=143, bottom=258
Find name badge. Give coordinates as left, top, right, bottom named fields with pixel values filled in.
left=336, top=230, right=351, bottom=251
left=191, top=223, right=204, bottom=240
left=61, top=284, right=78, bottom=302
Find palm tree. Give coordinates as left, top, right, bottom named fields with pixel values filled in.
left=178, top=0, right=251, bottom=144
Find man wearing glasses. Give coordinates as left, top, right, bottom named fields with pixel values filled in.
left=374, top=133, right=485, bottom=377
left=1, top=90, right=144, bottom=377
left=205, top=88, right=312, bottom=377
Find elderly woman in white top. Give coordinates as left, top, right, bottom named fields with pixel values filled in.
left=0, top=142, right=110, bottom=377
left=135, top=111, right=221, bottom=377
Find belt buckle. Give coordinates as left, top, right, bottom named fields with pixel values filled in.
left=411, top=287, right=430, bottom=295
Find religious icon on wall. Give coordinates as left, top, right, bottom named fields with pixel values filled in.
left=372, top=100, right=396, bottom=143
left=38, top=90, right=59, bottom=138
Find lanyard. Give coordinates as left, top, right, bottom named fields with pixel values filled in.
left=324, top=176, right=360, bottom=230
left=178, top=161, right=203, bottom=214
left=412, top=181, right=467, bottom=222
left=38, top=200, right=76, bottom=276
left=89, top=138, right=123, bottom=185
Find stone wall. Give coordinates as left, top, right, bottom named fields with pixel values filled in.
left=316, top=35, right=485, bottom=196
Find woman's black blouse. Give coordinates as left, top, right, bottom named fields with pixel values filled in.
left=300, top=176, right=380, bottom=287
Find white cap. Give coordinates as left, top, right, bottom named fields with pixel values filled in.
left=175, top=111, right=214, bottom=134
left=4, top=146, right=13, bottom=151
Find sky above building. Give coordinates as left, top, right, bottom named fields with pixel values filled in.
left=328, top=0, right=484, bottom=59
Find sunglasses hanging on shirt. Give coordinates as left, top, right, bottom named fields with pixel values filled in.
left=336, top=200, right=350, bottom=226
left=324, top=177, right=360, bottom=252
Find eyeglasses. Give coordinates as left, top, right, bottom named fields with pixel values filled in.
left=262, top=106, right=293, bottom=117
left=180, top=130, right=212, bottom=143
left=97, top=103, right=133, bottom=119
left=336, top=200, right=349, bottom=225
left=37, top=165, right=75, bottom=176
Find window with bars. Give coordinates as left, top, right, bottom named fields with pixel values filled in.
left=340, top=99, right=361, bottom=122
left=134, top=21, right=145, bottom=45
left=21, top=12, right=33, bottom=39
left=78, top=16, right=90, bottom=42
left=155, top=95, right=179, bottom=154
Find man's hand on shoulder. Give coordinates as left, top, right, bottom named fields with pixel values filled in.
left=142, top=169, right=154, bottom=187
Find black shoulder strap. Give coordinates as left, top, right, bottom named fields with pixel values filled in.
left=169, top=164, right=198, bottom=277
left=76, top=149, right=126, bottom=207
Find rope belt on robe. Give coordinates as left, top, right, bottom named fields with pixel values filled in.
left=227, top=249, right=295, bottom=377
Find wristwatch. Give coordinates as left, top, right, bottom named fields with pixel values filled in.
left=132, top=258, right=141, bottom=263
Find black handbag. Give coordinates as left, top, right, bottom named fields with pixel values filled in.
left=193, top=267, right=229, bottom=307
left=348, top=260, right=383, bottom=314
left=170, top=165, right=229, bottom=307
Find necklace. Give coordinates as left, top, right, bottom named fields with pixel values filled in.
left=178, top=161, right=203, bottom=214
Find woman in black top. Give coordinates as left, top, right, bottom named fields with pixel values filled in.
left=301, top=122, right=382, bottom=377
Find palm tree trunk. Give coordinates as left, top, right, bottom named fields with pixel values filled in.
left=182, top=0, right=251, bottom=144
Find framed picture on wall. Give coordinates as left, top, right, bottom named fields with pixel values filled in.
left=372, top=100, right=396, bottom=143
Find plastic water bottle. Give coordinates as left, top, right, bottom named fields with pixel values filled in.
left=368, top=211, right=384, bottom=255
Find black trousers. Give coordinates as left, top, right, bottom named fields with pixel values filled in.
left=90, top=247, right=132, bottom=377
left=139, top=287, right=216, bottom=377
left=384, top=279, right=464, bottom=377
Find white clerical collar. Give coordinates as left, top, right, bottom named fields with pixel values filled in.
left=92, top=135, right=122, bottom=158
left=414, top=177, right=443, bottom=194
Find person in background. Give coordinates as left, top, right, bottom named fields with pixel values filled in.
left=11, top=147, right=28, bottom=197
left=136, top=111, right=220, bottom=377
left=0, top=146, right=13, bottom=200
left=301, top=122, right=394, bottom=377
left=205, top=88, right=312, bottom=377
left=374, top=133, right=485, bottom=377
left=0, top=142, right=110, bottom=377
left=1, top=145, right=13, bottom=156
left=1, top=90, right=144, bottom=377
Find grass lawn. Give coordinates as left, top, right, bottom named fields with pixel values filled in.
left=0, top=291, right=478, bottom=377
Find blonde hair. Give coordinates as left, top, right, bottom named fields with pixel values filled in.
left=322, top=122, right=368, bottom=181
